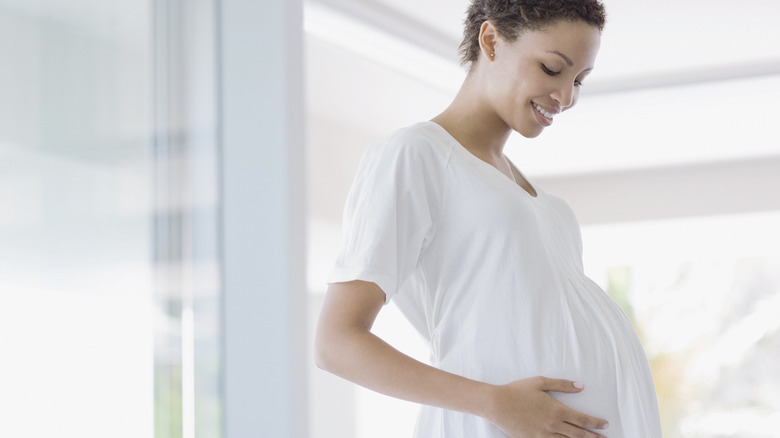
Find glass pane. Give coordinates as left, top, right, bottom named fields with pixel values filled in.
left=151, top=0, right=221, bottom=436
left=0, top=2, right=154, bottom=437
left=0, top=1, right=221, bottom=437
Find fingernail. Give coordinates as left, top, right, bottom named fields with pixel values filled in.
left=601, top=422, right=610, bottom=429
left=573, top=382, right=585, bottom=389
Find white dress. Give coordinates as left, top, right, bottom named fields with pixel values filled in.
left=329, top=121, right=662, bottom=437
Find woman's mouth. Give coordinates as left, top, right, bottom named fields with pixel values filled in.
left=532, top=102, right=554, bottom=126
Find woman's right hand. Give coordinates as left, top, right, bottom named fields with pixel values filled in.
left=485, top=376, right=610, bottom=438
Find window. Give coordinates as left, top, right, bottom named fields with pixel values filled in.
left=0, top=2, right=221, bottom=437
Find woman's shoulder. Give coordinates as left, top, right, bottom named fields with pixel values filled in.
left=368, top=121, right=457, bottom=167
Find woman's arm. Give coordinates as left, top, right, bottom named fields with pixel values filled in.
left=314, top=280, right=610, bottom=438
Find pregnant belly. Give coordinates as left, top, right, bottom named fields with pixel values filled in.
left=437, top=278, right=641, bottom=434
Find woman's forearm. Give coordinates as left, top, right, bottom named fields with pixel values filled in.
left=315, top=321, right=496, bottom=419
left=314, top=280, right=496, bottom=419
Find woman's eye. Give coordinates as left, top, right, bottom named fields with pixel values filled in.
left=574, top=79, right=583, bottom=87
left=541, top=64, right=559, bottom=76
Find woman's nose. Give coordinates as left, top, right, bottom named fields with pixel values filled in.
left=553, top=83, right=578, bottom=110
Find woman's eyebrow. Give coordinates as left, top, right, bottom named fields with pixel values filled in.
left=547, top=50, right=573, bottom=67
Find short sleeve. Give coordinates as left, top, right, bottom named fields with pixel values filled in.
left=328, top=129, right=446, bottom=303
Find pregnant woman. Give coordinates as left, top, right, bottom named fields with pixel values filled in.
left=315, top=1, right=663, bottom=436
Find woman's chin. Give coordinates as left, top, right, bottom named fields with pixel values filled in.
left=514, top=125, right=545, bottom=139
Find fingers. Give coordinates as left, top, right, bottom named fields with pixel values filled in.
left=535, top=376, right=586, bottom=394
left=535, top=377, right=610, bottom=431
left=558, top=421, right=608, bottom=438
left=490, top=377, right=611, bottom=438
left=564, top=411, right=610, bottom=432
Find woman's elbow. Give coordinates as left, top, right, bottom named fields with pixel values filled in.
left=314, top=322, right=365, bottom=376
left=314, top=281, right=384, bottom=373
left=313, top=325, right=339, bottom=372
left=313, top=337, right=329, bottom=371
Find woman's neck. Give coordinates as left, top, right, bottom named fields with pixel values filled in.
left=431, top=73, right=512, bottom=162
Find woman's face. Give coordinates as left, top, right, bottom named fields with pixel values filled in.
left=483, top=19, right=601, bottom=138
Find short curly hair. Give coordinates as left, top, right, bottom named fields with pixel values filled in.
left=459, top=0, right=606, bottom=67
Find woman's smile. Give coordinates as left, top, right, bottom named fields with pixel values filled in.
left=532, top=101, right=557, bottom=126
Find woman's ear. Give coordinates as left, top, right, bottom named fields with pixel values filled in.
left=478, top=20, right=499, bottom=61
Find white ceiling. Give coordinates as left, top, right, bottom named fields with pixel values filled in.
left=307, top=0, right=780, bottom=91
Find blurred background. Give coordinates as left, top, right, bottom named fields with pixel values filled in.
left=1, top=0, right=778, bottom=437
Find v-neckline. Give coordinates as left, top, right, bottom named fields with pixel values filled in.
left=505, top=158, right=538, bottom=198
left=426, top=121, right=541, bottom=199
